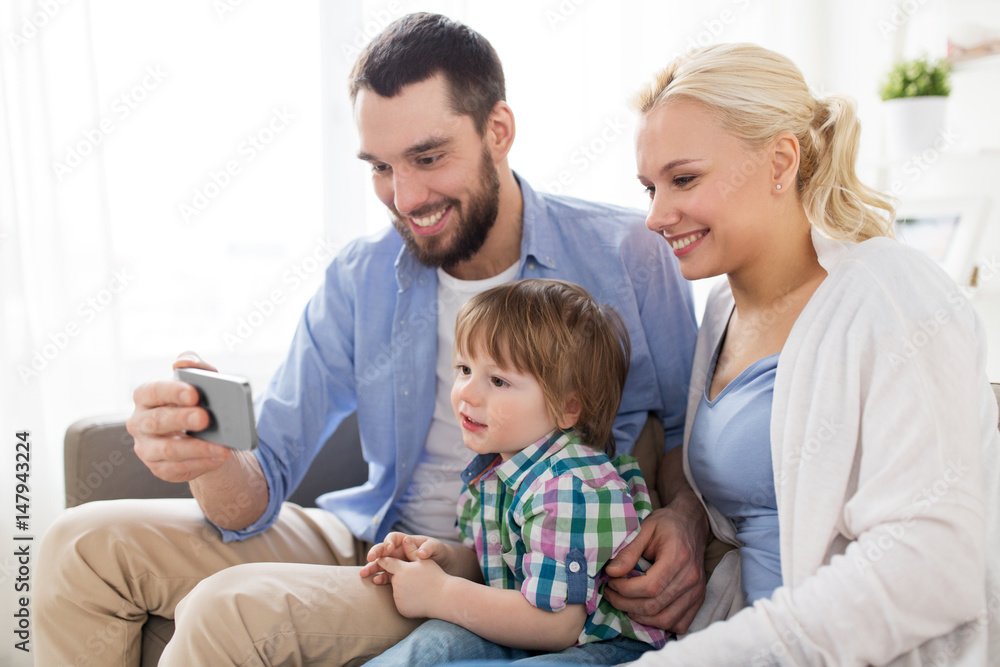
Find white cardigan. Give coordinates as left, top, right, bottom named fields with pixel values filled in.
left=631, top=229, right=1000, bottom=666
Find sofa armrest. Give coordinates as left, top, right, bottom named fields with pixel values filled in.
left=64, top=413, right=368, bottom=509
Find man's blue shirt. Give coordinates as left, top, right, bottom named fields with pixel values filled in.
left=221, top=175, right=697, bottom=543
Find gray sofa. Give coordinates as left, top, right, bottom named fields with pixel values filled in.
left=62, top=412, right=369, bottom=665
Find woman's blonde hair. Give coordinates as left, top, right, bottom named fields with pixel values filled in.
left=632, top=43, right=895, bottom=242
left=454, top=279, right=631, bottom=456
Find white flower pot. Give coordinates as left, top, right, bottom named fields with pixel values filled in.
left=882, top=96, right=949, bottom=161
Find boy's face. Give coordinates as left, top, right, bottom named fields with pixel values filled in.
left=451, top=350, right=559, bottom=461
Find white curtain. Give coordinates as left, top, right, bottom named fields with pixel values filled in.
left=1, top=3, right=323, bottom=663
left=1, top=3, right=117, bottom=666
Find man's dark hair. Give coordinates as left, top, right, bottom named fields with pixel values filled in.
left=348, top=13, right=506, bottom=135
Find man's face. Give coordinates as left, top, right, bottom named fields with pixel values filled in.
left=355, top=75, right=500, bottom=271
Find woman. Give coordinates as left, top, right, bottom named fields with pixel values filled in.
left=625, top=43, right=999, bottom=665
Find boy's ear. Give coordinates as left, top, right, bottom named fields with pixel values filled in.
left=557, top=394, right=582, bottom=430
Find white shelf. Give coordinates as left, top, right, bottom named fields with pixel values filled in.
left=950, top=52, right=1000, bottom=71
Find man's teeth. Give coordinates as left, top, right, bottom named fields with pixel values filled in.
left=667, top=231, right=707, bottom=250
left=412, top=208, right=446, bottom=228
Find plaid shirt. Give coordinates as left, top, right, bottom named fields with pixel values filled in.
left=457, top=430, right=670, bottom=648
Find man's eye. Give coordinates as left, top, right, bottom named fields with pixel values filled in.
left=371, top=163, right=390, bottom=173
left=417, top=155, right=440, bottom=166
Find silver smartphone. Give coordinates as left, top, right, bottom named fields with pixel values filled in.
left=174, top=368, right=259, bottom=451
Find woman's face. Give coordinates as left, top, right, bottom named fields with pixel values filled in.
left=635, top=99, right=776, bottom=282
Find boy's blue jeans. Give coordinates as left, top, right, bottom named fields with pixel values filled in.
left=364, top=618, right=657, bottom=666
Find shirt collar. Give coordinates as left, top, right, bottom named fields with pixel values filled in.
left=516, top=173, right=559, bottom=271
left=393, top=171, right=560, bottom=290
left=811, top=226, right=851, bottom=274
left=460, top=430, right=574, bottom=490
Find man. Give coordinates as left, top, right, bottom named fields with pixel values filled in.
left=36, top=13, right=706, bottom=666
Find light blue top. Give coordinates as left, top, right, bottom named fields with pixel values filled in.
left=688, top=343, right=782, bottom=605
left=219, top=174, right=698, bottom=543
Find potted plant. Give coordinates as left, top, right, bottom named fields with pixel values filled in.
left=879, top=56, right=952, bottom=160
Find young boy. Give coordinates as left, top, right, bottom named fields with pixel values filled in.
left=359, top=279, right=670, bottom=664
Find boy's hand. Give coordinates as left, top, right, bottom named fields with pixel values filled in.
left=376, top=556, right=450, bottom=618
left=359, top=532, right=448, bottom=584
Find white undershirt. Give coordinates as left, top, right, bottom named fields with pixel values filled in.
left=393, top=261, right=521, bottom=541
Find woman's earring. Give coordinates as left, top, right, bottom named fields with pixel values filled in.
left=776, top=184, right=782, bottom=190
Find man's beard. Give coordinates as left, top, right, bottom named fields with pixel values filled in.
left=390, top=146, right=501, bottom=271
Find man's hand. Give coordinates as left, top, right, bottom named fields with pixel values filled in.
left=127, top=351, right=233, bottom=483
left=602, top=502, right=709, bottom=633
left=360, top=532, right=446, bottom=584
left=376, top=556, right=450, bottom=619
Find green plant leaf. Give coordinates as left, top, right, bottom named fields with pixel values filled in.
left=879, top=56, right=952, bottom=101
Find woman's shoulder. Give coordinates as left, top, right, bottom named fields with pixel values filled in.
left=804, top=238, right=974, bottom=344
left=834, top=236, right=951, bottom=287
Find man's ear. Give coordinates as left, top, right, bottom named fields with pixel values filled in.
left=484, top=100, right=516, bottom=163
left=557, top=394, right=582, bottom=430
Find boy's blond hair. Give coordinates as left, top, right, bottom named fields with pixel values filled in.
left=454, top=279, right=631, bottom=456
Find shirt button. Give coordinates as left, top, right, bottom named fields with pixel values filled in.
left=372, top=517, right=378, bottom=525
left=569, top=561, right=581, bottom=573
left=488, top=534, right=499, bottom=544
left=527, top=262, right=536, bottom=270
left=403, top=390, right=409, bottom=396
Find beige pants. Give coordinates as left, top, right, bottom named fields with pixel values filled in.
left=34, top=499, right=423, bottom=667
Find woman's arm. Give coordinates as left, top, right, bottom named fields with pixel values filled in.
left=377, top=556, right=587, bottom=651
